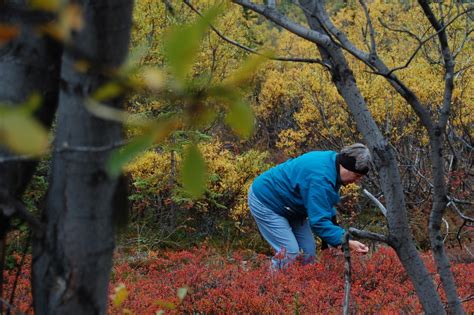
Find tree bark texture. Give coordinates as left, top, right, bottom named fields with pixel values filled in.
left=0, top=0, right=62, bottom=310
left=31, top=1, right=133, bottom=314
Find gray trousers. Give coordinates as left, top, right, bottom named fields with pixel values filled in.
left=248, top=186, right=316, bottom=269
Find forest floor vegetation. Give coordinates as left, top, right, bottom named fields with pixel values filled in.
left=3, top=245, right=473, bottom=314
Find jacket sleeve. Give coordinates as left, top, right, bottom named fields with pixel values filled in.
left=302, top=178, right=345, bottom=247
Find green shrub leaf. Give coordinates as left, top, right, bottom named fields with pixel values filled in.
left=164, top=5, right=222, bottom=83
left=107, top=134, right=155, bottom=177
left=180, top=143, right=206, bottom=198
left=225, top=100, right=254, bottom=138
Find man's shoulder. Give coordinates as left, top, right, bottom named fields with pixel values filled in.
left=297, top=150, right=337, bottom=164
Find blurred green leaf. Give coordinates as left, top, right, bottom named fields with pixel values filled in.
left=225, top=100, right=254, bottom=138
left=0, top=110, right=49, bottom=155
left=107, top=134, right=155, bottom=177
left=225, top=51, right=272, bottom=86
left=180, top=143, right=206, bottom=198
left=21, top=93, right=42, bottom=114
left=122, top=43, right=149, bottom=75
left=164, top=5, right=222, bottom=83
left=92, top=82, right=123, bottom=102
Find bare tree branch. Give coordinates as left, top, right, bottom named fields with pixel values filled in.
left=359, top=0, right=377, bottom=58
left=348, top=228, right=391, bottom=244
left=184, top=0, right=331, bottom=68
left=342, top=232, right=351, bottom=315
left=378, top=17, right=429, bottom=43
left=0, top=190, right=43, bottom=237
left=448, top=199, right=474, bottom=223
left=418, top=0, right=455, bottom=129
left=363, top=189, right=387, bottom=217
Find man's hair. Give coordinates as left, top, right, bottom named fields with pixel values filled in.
left=338, top=143, right=372, bottom=174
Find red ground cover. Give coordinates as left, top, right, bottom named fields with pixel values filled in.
left=3, top=247, right=473, bottom=314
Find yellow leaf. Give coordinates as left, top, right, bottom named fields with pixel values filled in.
left=92, top=82, right=123, bottom=101
left=0, top=111, right=49, bottom=156
left=74, top=60, right=91, bottom=73
left=62, top=4, right=83, bottom=32
left=111, top=283, right=128, bottom=308
left=30, top=0, right=61, bottom=12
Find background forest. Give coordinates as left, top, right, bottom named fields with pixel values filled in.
left=122, top=0, right=472, bottom=252
left=1, top=0, right=473, bottom=314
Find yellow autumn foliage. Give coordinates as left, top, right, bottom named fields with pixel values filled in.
left=126, top=139, right=271, bottom=231
left=125, top=1, right=472, bottom=247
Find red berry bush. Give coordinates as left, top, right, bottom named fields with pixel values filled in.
left=3, top=247, right=473, bottom=314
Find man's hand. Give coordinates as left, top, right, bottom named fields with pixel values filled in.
left=348, top=240, right=369, bottom=253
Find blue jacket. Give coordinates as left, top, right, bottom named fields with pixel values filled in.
left=251, top=151, right=345, bottom=246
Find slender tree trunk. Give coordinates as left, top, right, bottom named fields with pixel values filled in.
left=429, top=131, right=464, bottom=314
left=31, top=1, right=133, bottom=314
left=0, top=1, right=62, bottom=310
left=299, top=1, right=445, bottom=313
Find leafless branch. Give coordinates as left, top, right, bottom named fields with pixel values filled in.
left=363, top=189, right=387, bottom=217
left=348, top=228, right=391, bottom=245
left=342, top=232, right=351, bottom=315
left=378, top=17, right=429, bottom=43
left=0, top=190, right=43, bottom=238
left=453, top=28, right=473, bottom=60
left=418, top=0, right=456, bottom=129
left=0, top=154, right=36, bottom=163
left=55, top=140, right=129, bottom=153
left=359, top=0, right=377, bottom=58
left=442, top=218, right=449, bottom=242
left=461, top=294, right=474, bottom=304
left=184, top=0, right=331, bottom=69
left=383, top=3, right=471, bottom=77
left=0, top=139, right=130, bottom=163
left=447, top=199, right=474, bottom=223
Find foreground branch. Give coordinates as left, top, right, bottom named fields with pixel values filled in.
left=0, top=190, right=43, bottom=238
left=348, top=228, right=391, bottom=245
left=342, top=232, right=351, bottom=315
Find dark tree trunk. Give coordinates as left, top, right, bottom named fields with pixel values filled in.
left=0, top=0, right=62, bottom=310
left=31, top=1, right=133, bottom=314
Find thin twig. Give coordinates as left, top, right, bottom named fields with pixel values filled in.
left=187, top=0, right=332, bottom=69
left=359, top=0, right=377, bottom=58
left=363, top=189, right=387, bottom=217
left=8, top=233, right=30, bottom=315
left=447, top=199, right=474, bottom=222
left=342, top=232, right=351, bottom=315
